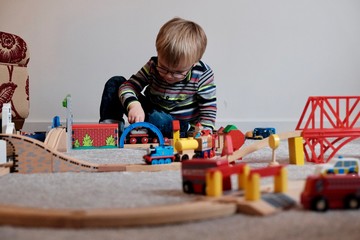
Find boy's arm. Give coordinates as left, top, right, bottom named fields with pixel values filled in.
left=197, top=67, right=217, bottom=131
left=119, top=60, right=153, bottom=112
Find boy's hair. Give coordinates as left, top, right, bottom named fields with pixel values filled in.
left=156, top=17, right=207, bottom=68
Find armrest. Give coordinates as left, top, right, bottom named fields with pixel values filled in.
left=0, top=31, right=30, bottom=67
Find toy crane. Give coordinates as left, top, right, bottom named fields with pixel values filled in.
left=62, top=94, right=73, bottom=152
left=1, top=103, right=15, bottom=134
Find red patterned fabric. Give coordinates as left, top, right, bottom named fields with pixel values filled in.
left=0, top=31, right=30, bottom=127
left=0, top=32, right=29, bottom=66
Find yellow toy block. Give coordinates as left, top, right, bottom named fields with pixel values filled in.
left=288, top=136, right=304, bottom=165
left=238, top=164, right=250, bottom=190
left=245, top=173, right=260, bottom=201
left=274, top=167, right=288, bottom=193
left=206, top=171, right=223, bottom=197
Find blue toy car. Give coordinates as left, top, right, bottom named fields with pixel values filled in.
left=245, top=128, right=276, bottom=140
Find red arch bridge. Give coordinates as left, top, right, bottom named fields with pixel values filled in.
left=296, top=96, right=360, bottom=163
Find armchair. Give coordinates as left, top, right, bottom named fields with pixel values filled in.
left=0, top=31, right=30, bottom=131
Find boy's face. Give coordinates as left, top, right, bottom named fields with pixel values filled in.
left=156, top=58, right=193, bottom=84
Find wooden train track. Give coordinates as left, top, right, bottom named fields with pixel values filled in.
left=0, top=201, right=237, bottom=228
left=0, top=134, right=181, bottom=173
left=227, top=131, right=302, bottom=162
left=0, top=188, right=301, bottom=228
left=0, top=133, right=301, bottom=228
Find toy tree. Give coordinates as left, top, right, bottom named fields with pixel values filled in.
left=82, top=134, right=93, bottom=147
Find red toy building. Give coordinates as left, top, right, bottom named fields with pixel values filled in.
left=72, top=124, right=118, bottom=149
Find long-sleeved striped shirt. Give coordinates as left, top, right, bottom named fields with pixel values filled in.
left=119, top=57, right=217, bottom=130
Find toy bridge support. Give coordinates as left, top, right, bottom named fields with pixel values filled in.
left=119, top=122, right=165, bottom=148
left=245, top=165, right=287, bottom=201
left=206, top=164, right=249, bottom=197
left=296, top=96, right=360, bottom=163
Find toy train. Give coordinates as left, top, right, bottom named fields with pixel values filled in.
left=143, top=145, right=175, bottom=165
left=144, top=134, right=217, bottom=165
left=127, top=128, right=161, bottom=144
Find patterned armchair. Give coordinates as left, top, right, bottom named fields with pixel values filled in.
left=0, top=31, right=30, bottom=131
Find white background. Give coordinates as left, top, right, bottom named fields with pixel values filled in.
left=1, top=0, right=359, bottom=132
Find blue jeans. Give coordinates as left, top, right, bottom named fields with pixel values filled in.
left=99, top=76, right=189, bottom=138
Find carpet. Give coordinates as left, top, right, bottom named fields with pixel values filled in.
left=0, top=139, right=360, bottom=240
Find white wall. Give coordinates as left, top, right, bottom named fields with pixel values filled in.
left=1, top=0, right=360, bottom=133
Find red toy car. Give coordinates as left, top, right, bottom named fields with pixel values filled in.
left=301, top=174, right=360, bottom=211
left=181, top=158, right=231, bottom=194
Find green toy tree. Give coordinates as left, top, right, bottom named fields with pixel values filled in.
left=105, top=135, right=116, bottom=146
left=74, top=139, right=80, bottom=148
left=82, top=134, right=93, bottom=147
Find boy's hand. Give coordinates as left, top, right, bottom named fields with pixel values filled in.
left=127, top=102, right=145, bottom=123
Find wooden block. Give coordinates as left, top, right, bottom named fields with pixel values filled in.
left=44, top=127, right=67, bottom=152
left=235, top=197, right=279, bottom=216
left=288, top=137, right=305, bottom=165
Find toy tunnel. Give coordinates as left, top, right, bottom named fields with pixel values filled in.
left=119, top=122, right=165, bottom=148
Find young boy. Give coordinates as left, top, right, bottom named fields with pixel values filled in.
left=99, top=17, right=217, bottom=138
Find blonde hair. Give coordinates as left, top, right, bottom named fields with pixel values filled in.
left=156, top=17, right=207, bottom=68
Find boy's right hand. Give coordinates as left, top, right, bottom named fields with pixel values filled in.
left=127, top=101, right=145, bottom=123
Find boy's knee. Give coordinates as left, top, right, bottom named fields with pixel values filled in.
left=147, top=111, right=173, bottom=137
left=105, top=76, right=127, bottom=88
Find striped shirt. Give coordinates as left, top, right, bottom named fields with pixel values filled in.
left=119, top=57, right=217, bottom=130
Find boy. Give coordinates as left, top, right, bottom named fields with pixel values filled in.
left=99, top=17, right=216, bottom=138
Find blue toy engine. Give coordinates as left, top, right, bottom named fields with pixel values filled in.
left=143, top=145, right=175, bottom=165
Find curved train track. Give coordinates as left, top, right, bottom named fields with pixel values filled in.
left=0, top=132, right=301, bottom=228
left=0, top=134, right=180, bottom=173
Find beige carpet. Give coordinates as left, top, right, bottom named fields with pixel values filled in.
left=0, top=139, right=359, bottom=240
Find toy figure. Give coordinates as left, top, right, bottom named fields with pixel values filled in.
left=99, top=17, right=217, bottom=138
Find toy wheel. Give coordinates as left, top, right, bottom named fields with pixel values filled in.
left=152, top=138, right=158, bottom=143
left=202, top=184, right=207, bottom=195
left=183, top=182, right=193, bottom=194
left=158, top=159, right=165, bottom=164
left=181, top=155, right=189, bottom=161
left=203, top=151, right=208, bottom=159
left=174, top=154, right=181, bottom=162
left=141, top=137, right=149, bottom=144
left=165, top=158, right=171, bottom=164
left=151, top=159, right=158, bottom=165
left=130, top=137, right=137, bottom=144
left=345, top=195, right=360, bottom=209
left=210, top=150, right=215, bottom=158
left=311, top=197, right=328, bottom=212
